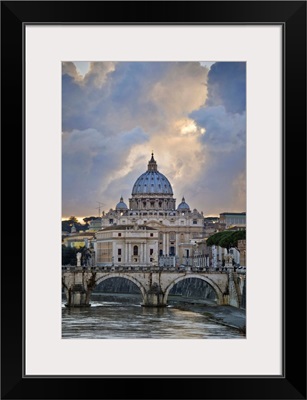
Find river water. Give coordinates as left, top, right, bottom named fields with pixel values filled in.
left=62, top=294, right=244, bottom=339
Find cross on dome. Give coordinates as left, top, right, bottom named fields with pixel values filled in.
left=148, top=152, right=158, bottom=171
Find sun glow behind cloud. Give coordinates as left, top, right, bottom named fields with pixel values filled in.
left=62, top=61, right=246, bottom=219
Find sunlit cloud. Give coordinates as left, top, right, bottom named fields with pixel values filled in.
left=73, top=61, right=90, bottom=77
left=62, top=61, right=246, bottom=219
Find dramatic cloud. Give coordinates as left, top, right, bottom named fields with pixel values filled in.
left=205, top=62, right=246, bottom=113
left=62, top=61, right=246, bottom=220
left=189, top=62, right=246, bottom=214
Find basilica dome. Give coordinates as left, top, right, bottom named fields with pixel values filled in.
left=177, top=196, right=190, bottom=211
left=131, top=153, right=173, bottom=195
left=116, top=196, right=128, bottom=210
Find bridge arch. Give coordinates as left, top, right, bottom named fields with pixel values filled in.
left=163, top=274, right=224, bottom=305
left=94, top=273, right=146, bottom=299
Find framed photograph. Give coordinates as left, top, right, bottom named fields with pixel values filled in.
left=1, top=1, right=306, bottom=399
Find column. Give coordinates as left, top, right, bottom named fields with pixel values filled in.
left=175, top=233, right=179, bottom=256
left=144, top=241, right=147, bottom=263
left=141, top=242, right=144, bottom=263
left=127, top=242, right=130, bottom=263
left=163, top=233, right=166, bottom=255
left=167, top=233, right=170, bottom=255
left=125, top=241, right=128, bottom=263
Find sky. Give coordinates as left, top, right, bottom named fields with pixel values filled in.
left=62, top=61, right=246, bottom=222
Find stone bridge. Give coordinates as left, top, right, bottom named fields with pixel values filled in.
left=62, top=263, right=246, bottom=308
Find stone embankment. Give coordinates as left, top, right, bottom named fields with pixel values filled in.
left=170, top=298, right=246, bottom=333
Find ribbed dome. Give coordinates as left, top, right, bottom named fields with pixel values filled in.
left=177, top=197, right=190, bottom=210
left=116, top=196, right=128, bottom=210
left=131, top=153, right=173, bottom=195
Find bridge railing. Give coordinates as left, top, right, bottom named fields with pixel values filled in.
left=61, top=265, right=237, bottom=274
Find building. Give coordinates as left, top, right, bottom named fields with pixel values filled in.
left=237, top=239, right=246, bottom=267
left=87, top=218, right=102, bottom=232
left=94, top=153, right=206, bottom=266
left=204, top=216, right=223, bottom=236
left=95, top=224, right=158, bottom=266
left=63, top=226, right=95, bottom=249
left=219, top=212, right=246, bottom=229
left=63, top=232, right=95, bottom=249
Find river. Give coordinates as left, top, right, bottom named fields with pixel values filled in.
left=62, top=293, right=245, bottom=339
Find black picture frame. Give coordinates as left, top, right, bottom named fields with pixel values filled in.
left=1, top=1, right=306, bottom=399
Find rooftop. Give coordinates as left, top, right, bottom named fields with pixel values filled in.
left=220, top=212, right=246, bottom=216
left=100, top=224, right=157, bottom=231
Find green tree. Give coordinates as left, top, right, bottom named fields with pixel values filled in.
left=62, top=245, right=78, bottom=265
left=62, top=216, right=89, bottom=233
left=83, top=216, right=99, bottom=224
left=62, top=220, right=71, bottom=233
left=206, top=230, right=246, bottom=252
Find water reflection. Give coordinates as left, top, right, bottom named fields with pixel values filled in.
left=62, top=293, right=244, bottom=339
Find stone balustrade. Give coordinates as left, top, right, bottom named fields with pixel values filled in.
left=61, top=264, right=240, bottom=274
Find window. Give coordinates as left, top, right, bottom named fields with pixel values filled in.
left=150, top=233, right=153, bottom=237
left=118, top=258, right=121, bottom=262
left=118, top=233, right=121, bottom=237
left=193, top=219, right=197, bottom=225
left=109, top=219, right=113, bottom=224
left=118, top=249, right=122, bottom=255
left=150, top=249, right=154, bottom=255
left=150, top=258, right=153, bottom=262
left=133, top=245, right=138, bottom=256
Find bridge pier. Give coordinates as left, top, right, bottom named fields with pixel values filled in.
left=227, top=265, right=240, bottom=308
left=142, top=282, right=167, bottom=307
left=63, top=267, right=93, bottom=308
left=65, top=284, right=91, bottom=308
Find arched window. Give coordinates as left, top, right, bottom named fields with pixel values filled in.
left=133, top=245, right=138, bottom=256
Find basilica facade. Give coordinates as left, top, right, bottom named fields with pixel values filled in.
left=94, top=153, right=206, bottom=267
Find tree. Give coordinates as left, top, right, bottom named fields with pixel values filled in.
left=62, top=245, right=78, bottom=265
left=83, top=216, right=99, bottom=224
left=206, top=230, right=246, bottom=252
left=62, top=216, right=89, bottom=233
left=62, top=220, right=72, bottom=233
